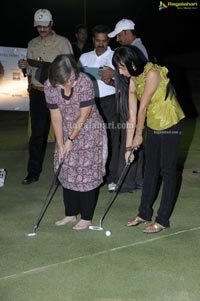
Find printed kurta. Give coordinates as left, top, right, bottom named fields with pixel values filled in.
left=45, top=72, right=108, bottom=191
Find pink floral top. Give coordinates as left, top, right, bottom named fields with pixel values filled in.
left=45, top=72, right=108, bottom=191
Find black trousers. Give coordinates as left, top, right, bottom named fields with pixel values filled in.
left=63, top=187, right=99, bottom=220
left=27, top=88, right=50, bottom=178
left=96, top=94, right=119, bottom=184
left=138, top=120, right=184, bottom=227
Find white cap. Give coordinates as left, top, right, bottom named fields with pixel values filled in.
left=34, top=9, right=53, bottom=27
left=108, top=19, right=135, bottom=38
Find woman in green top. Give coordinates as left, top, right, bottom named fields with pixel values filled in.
left=112, top=45, right=185, bottom=233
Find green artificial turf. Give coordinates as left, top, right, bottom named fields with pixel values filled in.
left=0, top=111, right=200, bottom=301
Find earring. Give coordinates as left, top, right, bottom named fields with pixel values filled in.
left=132, top=62, right=136, bottom=71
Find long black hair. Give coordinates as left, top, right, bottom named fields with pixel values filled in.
left=112, top=45, right=176, bottom=121
left=112, top=45, right=148, bottom=121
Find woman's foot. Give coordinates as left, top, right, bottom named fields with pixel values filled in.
left=143, top=222, right=166, bottom=233
left=55, top=216, right=76, bottom=226
left=73, top=219, right=91, bottom=230
left=127, top=216, right=149, bottom=227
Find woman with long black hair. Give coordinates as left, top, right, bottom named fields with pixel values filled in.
left=112, top=45, right=185, bottom=233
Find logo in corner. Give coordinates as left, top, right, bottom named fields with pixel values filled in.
left=159, top=1, right=198, bottom=11
left=159, top=1, right=168, bottom=10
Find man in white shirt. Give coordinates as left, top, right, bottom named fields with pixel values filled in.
left=79, top=25, right=119, bottom=192
left=108, top=18, right=148, bottom=57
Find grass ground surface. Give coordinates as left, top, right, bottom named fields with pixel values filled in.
left=0, top=110, right=200, bottom=301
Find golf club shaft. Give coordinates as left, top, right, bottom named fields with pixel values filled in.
left=99, top=149, right=135, bottom=228
left=30, top=155, right=66, bottom=233
left=33, top=184, right=60, bottom=232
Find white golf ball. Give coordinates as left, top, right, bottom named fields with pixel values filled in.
left=105, top=230, right=111, bottom=237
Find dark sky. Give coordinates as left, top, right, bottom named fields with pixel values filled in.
left=1, top=0, right=200, bottom=61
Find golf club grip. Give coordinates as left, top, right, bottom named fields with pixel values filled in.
left=55, top=159, right=64, bottom=177
left=127, top=148, right=136, bottom=164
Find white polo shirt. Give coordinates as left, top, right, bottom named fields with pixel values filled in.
left=79, top=46, right=115, bottom=98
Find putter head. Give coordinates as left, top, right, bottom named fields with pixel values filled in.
left=89, top=225, right=103, bottom=231
left=25, top=232, right=37, bottom=237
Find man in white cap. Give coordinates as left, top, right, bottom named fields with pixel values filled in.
left=101, top=19, right=149, bottom=193
left=18, top=9, right=73, bottom=184
left=101, top=18, right=149, bottom=85
left=108, top=18, right=148, bottom=58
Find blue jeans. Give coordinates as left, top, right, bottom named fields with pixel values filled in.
left=138, top=119, right=184, bottom=227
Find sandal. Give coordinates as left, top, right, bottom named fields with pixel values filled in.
left=143, top=222, right=166, bottom=233
left=127, top=216, right=149, bottom=227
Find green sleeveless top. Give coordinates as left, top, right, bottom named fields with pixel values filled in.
left=134, top=63, right=185, bottom=130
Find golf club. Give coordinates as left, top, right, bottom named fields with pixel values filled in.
left=89, top=148, right=136, bottom=231
left=25, top=154, right=66, bottom=237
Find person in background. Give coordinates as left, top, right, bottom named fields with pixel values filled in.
left=108, top=19, right=148, bottom=57
left=44, top=54, right=107, bottom=230
left=101, top=18, right=149, bottom=193
left=112, top=45, right=185, bottom=233
left=71, top=24, right=93, bottom=61
left=79, top=25, right=119, bottom=192
left=18, top=8, right=73, bottom=184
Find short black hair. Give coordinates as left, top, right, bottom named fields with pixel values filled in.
left=92, top=24, right=111, bottom=36
left=74, top=24, right=88, bottom=34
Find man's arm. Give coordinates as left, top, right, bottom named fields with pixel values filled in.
left=98, top=66, right=115, bottom=86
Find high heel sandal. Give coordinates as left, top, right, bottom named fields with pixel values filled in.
left=143, top=222, right=166, bottom=233
left=127, top=216, right=149, bottom=227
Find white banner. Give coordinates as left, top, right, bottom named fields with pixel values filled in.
left=0, top=46, right=29, bottom=111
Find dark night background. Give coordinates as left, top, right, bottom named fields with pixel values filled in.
left=1, top=0, right=200, bottom=116
left=1, top=0, right=200, bottom=61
